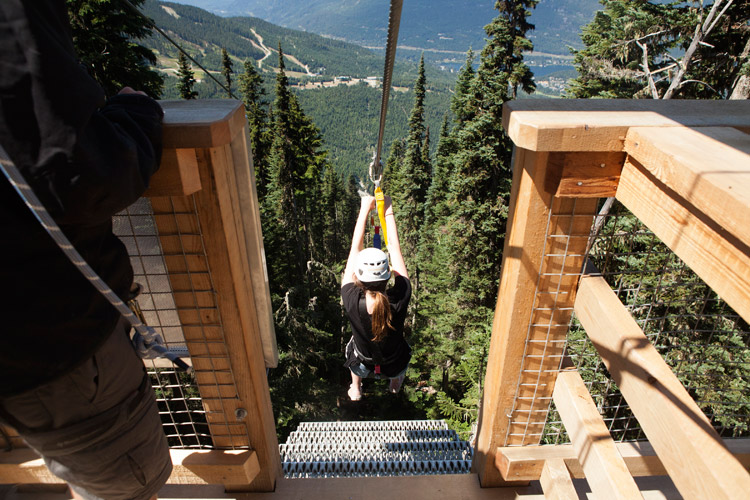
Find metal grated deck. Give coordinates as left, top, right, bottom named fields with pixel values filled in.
left=280, top=420, right=473, bottom=478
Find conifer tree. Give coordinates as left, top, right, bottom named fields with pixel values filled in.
left=263, top=45, right=306, bottom=291
left=238, top=59, right=269, bottom=198
left=66, top=0, right=163, bottom=97
left=451, top=50, right=476, bottom=126
left=389, top=55, right=431, bottom=289
left=568, top=0, right=749, bottom=99
left=176, top=53, right=198, bottom=100
left=221, top=48, right=233, bottom=97
left=417, top=0, right=538, bottom=432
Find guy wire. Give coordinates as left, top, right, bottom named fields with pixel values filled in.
left=120, top=0, right=239, bottom=100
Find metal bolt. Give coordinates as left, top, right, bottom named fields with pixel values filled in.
left=235, top=407, right=248, bottom=420
left=599, top=163, right=606, bottom=168
left=577, top=181, right=583, bottom=186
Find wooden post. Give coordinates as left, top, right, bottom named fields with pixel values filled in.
left=575, top=274, right=750, bottom=500
left=553, top=370, right=643, bottom=499
left=473, top=147, right=599, bottom=486
left=148, top=100, right=281, bottom=490
left=472, top=148, right=552, bottom=486
left=540, top=459, right=579, bottom=500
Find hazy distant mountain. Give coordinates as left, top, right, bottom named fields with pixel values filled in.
left=167, top=0, right=601, bottom=56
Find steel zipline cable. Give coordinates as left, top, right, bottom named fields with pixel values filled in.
left=369, top=0, right=404, bottom=186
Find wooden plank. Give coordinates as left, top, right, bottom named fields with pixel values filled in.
left=625, top=126, right=750, bottom=249
left=228, top=123, right=278, bottom=369
left=547, top=152, right=625, bottom=198
left=497, top=439, right=750, bottom=481
left=540, top=459, right=578, bottom=500
left=616, top=158, right=750, bottom=323
left=161, top=100, right=248, bottom=149
left=168, top=450, right=259, bottom=487
left=553, top=369, right=643, bottom=499
left=575, top=274, right=750, bottom=500
left=0, top=448, right=258, bottom=488
left=475, top=148, right=598, bottom=484
left=145, top=148, right=201, bottom=197
left=502, top=99, right=750, bottom=152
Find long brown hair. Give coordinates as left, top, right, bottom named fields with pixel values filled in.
left=355, top=277, right=393, bottom=342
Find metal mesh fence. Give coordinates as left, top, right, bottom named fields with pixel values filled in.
left=115, top=197, right=244, bottom=449
left=541, top=199, right=750, bottom=444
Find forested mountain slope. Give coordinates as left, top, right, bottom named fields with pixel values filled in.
left=142, top=0, right=454, bottom=87
left=168, top=0, right=601, bottom=55
left=141, top=0, right=455, bottom=178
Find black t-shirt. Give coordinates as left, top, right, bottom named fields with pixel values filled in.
left=341, top=275, right=412, bottom=376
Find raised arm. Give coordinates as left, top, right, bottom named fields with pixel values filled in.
left=342, top=196, right=375, bottom=286
left=384, top=196, right=408, bottom=279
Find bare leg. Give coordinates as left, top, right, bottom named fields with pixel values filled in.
left=348, top=371, right=362, bottom=401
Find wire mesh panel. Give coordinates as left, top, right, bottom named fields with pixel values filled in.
left=503, top=197, right=599, bottom=446
left=114, top=196, right=248, bottom=449
left=541, top=200, right=750, bottom=444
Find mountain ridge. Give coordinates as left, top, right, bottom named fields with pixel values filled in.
left=165, top=0, right=602, bottom=56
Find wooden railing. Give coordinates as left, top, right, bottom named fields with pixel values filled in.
left=473, top=99, right=750, bottom=499
left=1, top=100, right=281, bottom=492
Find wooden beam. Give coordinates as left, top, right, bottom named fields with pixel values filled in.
left=473, top=148, right=552, bottom=486
left=473, top=148, right=599, bottom=486
left=502, top=99, right=750, bottom=152
left=540, top=459, right=578, bottom=500
left=616, top=157, right=750, bottom=323
left=624, top=126, right=750, bottom=250
left=160, top=99, right=249, bottom=149
left=145, top=148, right=201, bottom=197
left=187, top=132, right=280, bottom=489
left=552, top=369, right=642, bottom=499
left=496, top=439, right=750, bottom=481
left=575, top=274, right=750, bottom=500
left=169, top=450, right=259, bottom=488
left=548, top=152, right=625, bottom=198
left=0, top=449, right=258, bottom=488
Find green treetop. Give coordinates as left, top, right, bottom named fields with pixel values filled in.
left=221, top=47, right=233, bottom=97
left=176, top=52, right=198, bottom=100
left=67, top=0, right=163, bottom=97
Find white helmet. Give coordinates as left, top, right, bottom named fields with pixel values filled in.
left=356, top=247, right=391, bottom=283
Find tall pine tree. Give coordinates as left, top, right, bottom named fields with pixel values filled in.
left=389, top=54, right=431, bottom=301
left=221, top=47, right=234, bottom=97
left=66, top=0, right=163, bottom=97
left=416, top=0, right=538, bottom=433
left=176, top=53, right=198, bottom=100
left=238, top=59, right=269, bottom=199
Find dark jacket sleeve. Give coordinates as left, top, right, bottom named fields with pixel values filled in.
left=0, top=0, right=163, bottom=225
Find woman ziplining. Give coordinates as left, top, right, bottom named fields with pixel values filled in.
left=340, top=0, right=407, bottom=402
left=341, top=195, right=411, bottom=401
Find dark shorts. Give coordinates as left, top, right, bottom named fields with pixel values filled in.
left=345, top=337, right=409, bottom=380
left=0, top=319, right=172, bottom=500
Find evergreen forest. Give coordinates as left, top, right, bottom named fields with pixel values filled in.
left=68, top=0, right=749, bottom=442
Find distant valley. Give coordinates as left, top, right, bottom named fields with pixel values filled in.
left=167, top=0, right=601, bottom=62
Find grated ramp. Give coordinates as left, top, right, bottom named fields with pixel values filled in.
left=281, top=420, right=473, bottom=478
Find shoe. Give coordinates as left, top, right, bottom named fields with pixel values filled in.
left=348, top=383, right=362, bottom=401
left=389, top=374, right=405, bottom=394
